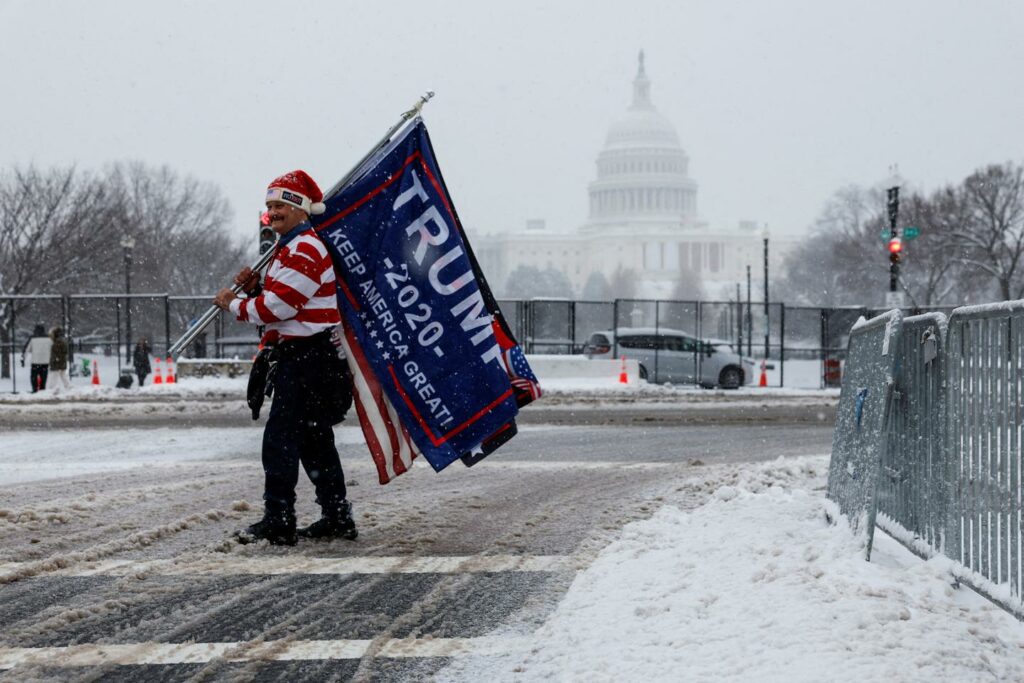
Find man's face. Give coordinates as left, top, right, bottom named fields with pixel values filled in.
left=265, top=201, right=308, bottom=235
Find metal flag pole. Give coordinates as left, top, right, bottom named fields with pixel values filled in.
left=167, top=91, right=435, bottom=359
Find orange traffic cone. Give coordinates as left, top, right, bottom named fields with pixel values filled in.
left=91, top=360, right=100, bottom=385
left=165, top=356, right=176, bottom=384
left=758, top=359, right=768, bottom=387
left=37, top=374, right=44, bottom=391
left=619, top=356, right=629, bottom=384
left=153, top=357, right=163, bottom=385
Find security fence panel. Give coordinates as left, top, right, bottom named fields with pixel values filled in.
left=822, top=308, right=872, bottom=355
left=615, top=299, right=657, bottom=331
left=783, top=307, right=824, bottom=359
left=496, top=300, right=526, bottom=347
left=784, top=307, right=831, bottom=388
left=698, top=300, right=738, bottom=348
left=573, top=301, right=615, bottom=352
left=656, top=300, right=700, bottom=385
left=1, top=295, right=65, bottom=389
left=947, top=302, right=1024, bottom=603
left=525, top=299, right=574, bottom=354
left=67, top=295, right=128, bottom=372
left=876, top=313, right=949, bottom=552
left=121, top=294, right=172, bottom=357
left=827, top=309, right=903, bottom=560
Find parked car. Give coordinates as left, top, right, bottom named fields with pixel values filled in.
left=584, top=327, right=754, bottom=389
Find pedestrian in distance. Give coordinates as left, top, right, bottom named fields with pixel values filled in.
left=133, top=337, right=152, bottom=386
left=20, top=324, right=52, bottom=393
left=47, top=327, right=72, bottom=391
left=214, top=170, right=356, bottom=546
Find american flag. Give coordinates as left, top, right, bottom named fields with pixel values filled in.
left=503, top=345, right=542, bottom=403
left=339, top=323, right=419, bottom=485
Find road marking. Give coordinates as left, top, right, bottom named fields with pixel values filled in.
left=0, top=636, right=534, bottom=668
left=0, top=554, right=577, bottom=579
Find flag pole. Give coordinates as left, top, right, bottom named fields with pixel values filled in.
left=167, top=91, right=436, bottom=359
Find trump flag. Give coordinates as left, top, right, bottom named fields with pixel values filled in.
left=313, top=119, right=540, bottom=483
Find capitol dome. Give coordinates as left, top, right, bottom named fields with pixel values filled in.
left=583, top=51, right=698, bottom=231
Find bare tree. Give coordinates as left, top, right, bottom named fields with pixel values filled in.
left=608, top=266, right=638, bottom=300
left=670, top=266, right=704, bottom=301
left=897, top=188, right=992, bottom=307
left=949, top=162, right=1024, bottom=300
left=777, top=185, right=886, bottom=306
left=103, top=161, right=243, bottom=295
left=581, top=271, right=612, bottom=300
left=0, top=163, right=245, bottom=376
left=503, top=265, right=574, bottom=299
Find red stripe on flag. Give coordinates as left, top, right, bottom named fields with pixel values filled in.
left=344, top=325, right=417, bottom=484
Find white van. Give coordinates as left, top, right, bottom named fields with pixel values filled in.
left=584, top=327, right=754, bottom=389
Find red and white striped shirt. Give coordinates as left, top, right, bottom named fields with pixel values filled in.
left=229, top=224, right=341, bottom=344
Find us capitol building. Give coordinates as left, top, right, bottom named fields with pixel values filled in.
left=473, top=52, right=796, bottom=300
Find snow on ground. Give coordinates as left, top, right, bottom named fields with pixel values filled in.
left=440, top=456, right=1024, bottom=683
left=4, top=368, right=1018, bottom=680
left=0, top=352, right=831, bottom=395
left=0, top=426, right=357, bottom=485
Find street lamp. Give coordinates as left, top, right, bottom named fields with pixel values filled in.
left=121, top=235, right=135, bottom=360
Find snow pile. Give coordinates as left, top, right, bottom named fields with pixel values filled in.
left=444, top=457, right=1024, bottom=682
left=0, top=376, right=247, bottom=403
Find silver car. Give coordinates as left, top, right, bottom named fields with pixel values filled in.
left=584, top=327, right=753, bottom=389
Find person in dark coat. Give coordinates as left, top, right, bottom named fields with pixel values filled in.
left=133, top=337, right=152, bottom=386
left=48, top=327, right=72, bottom=390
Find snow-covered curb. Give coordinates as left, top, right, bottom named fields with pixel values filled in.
left=440, top=457, right=1024, bottom=682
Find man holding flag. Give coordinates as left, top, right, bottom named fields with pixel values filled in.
left=214, top=170, right=357, bottom=546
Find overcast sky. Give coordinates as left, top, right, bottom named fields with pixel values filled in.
left=3, top=0, right=1022, bottom=248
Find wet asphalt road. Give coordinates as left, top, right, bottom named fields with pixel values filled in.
left=0, top=396, right=836, bottom=681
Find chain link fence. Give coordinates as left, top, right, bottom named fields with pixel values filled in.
left=3, top=293, right=928, bottom=390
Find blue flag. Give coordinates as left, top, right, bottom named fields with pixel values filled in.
left=314, top=120, right=540, bottom=479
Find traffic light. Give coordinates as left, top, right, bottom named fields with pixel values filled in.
left=258, top=211, right=275, bottom=254
left=888, top=236, right=903, bottom=264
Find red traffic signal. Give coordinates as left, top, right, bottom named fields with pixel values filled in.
left=888, top=237, right=902, bottom=264
left=260, top=211, right=271, bottom=226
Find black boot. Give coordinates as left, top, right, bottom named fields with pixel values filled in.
left=297, top=501, right=358, bottom=540
left=235, top=508, right=297, bottom=546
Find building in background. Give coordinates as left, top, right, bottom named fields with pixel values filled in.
left=474, top=52, right=796, bottom=300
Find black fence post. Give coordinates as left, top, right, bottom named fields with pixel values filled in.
left=164, top=295, right=171, bottom=358
left=10, top=303, right=17, bottom=393
left=780, top=304, right=786, bottom=388
left=612, top=299, right=619, bottom=360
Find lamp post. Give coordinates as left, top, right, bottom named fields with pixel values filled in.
left=121, top=235, right=135, bottom=361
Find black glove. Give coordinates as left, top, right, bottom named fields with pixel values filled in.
left=247, top=346, right=278, bottom=420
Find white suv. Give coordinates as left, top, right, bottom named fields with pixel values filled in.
left=584, top=327, right=753, bottom=389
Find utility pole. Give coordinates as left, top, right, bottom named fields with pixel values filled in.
left=887, top=186, right=900, bottom=293
left=736, top=283, right=743, bottom=354
left=763, top=234, right=770, bottom=363
left=745, top=265, right=752, bottom=357
left=121, top=236, right=135, bottom=361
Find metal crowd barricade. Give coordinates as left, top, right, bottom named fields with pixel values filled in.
left=826, top=309, right=903, bottom=559
left=876, top=313, right=949, bottom=553
left=831, top=302, right=1024, bottom=617
left=946, top=302, right=1024, bottom=604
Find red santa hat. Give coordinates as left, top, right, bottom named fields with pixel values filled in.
left=265, top=170, right=326, bottom=215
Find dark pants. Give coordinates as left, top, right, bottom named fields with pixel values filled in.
left=136, top=371, right=148, bottom=386
left=30, top=364, right=48, bottom=392
left=262, top=333, right=349, bottom=515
